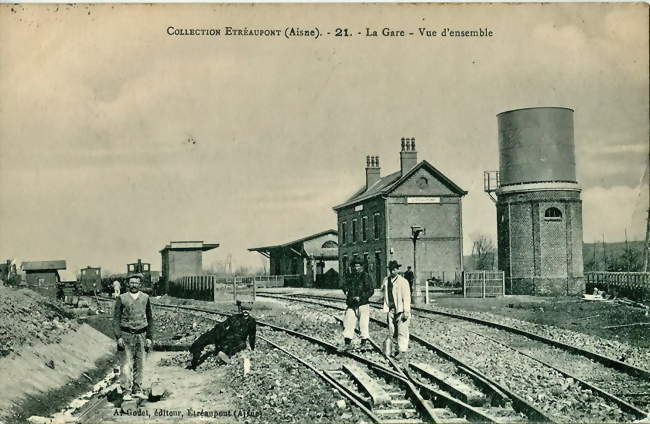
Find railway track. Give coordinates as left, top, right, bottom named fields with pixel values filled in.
left=86, top=297, right=439, bottom=423
left=257, top=293, right=649, bottom=422
left=150, top=300, right=545, bottom=423
left=280, top=292, right=650, bottom=375
left=94, top=297, right=546, bottom=423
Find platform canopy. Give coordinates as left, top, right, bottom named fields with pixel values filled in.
left=248, top=229, right=338, bottom=259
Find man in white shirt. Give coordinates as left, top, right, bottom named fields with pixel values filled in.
left=381, top=260, right=411, bottom=358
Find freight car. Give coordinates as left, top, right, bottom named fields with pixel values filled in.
left=79, top=266, right=101, bottom=294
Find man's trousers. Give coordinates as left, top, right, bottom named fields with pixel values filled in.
left=343, top=304, right=370, bottom=340
left=387, top=310, right=410, bottom=352
left=120, top=332, right=146, bottom=393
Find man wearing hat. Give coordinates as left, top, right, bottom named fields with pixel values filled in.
left=113, top=273, right=154, bottom=400
left=340, top=259, right=375, bottom=351
left=189, top=300, right=256, bottom=369
left=381, top=260, right=411, bottom=358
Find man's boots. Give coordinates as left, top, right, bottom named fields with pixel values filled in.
left=218, top=351, right=230, bottom=364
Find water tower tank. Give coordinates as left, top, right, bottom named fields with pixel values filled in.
left=495, top=107, right=584, bottom=297
left=498, top=107, right=576, bottom=187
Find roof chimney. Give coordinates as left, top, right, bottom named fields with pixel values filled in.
left=365, top=155, right=381, bottom=190
left=400, top=137, right=417, bottom=176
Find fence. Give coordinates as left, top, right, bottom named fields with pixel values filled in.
left=419, top=270, right=504, bottom=300
left=168, top=275, right=218, bottom=301
left=585, top=272, right=650, bottom=302
left=424, top=271, right=463, bottom=288
left=462, top=271, right=505, bottom=298
left=168, top=274, right=304, bottom=302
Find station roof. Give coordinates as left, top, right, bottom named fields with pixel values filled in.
left=248, top=229, right=338, bottom=255
left=333, top=160, right=467, bottom=210
left=21, top=260, right=66, bottom=271
left=303, top=246, right=339, bottom=260
left=160, top=241, right=219, bottom=253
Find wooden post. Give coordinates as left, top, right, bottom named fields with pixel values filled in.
left=482, top=271, right=486, bottom=298
left=501, top=271, right=505, bottom=297
left=212, top=276, right=216, bottom=302
left=233, top=277, right=237, bottom=302
left=425, top=278, right=429, bottom=304
left=253, top=276, right=256, bottom=302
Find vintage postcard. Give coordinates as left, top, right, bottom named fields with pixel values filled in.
left=0, top=3, right=649, bottom=424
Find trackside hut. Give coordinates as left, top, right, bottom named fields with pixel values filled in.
left=333, top=138, right=467, bottom=288
left=21, top=260, right=67, bottom=297
left=160, top=241, right=220, bottom=285
left=248, top=230, right=339, bottom=288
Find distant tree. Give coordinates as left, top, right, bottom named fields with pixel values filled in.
left=619, top=245, right=643, bottom=272
left=234, top=265, right=250, bottom=276
left=472, top=234, right=496, bottom=270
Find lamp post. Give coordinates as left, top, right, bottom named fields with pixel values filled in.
left=411, top=225, right=425, bottom=304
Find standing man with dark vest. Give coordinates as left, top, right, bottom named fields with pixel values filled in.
left=113, top=273, right=153, bottom=400
left=340, top=260, right=375, bottom=351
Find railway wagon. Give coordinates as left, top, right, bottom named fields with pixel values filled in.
left=79, top=266, right=101, bottom=294
left=126, top=259, right=156, bottom=294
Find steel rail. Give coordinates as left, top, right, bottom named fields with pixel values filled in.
left=284, top=292, right=650, bottom=380
left=256, top=293, right=554, bottom=423
left=265, top=293, right=650, bottom=420
left=470, top=331, right=649, bottom=418
left=258, top=335, right=382, bottom=424
left=151, top=303, right=435, bottom=423
left=152, top=300, right=532, bottom=423
left=99, top=295, right=553, bottom=422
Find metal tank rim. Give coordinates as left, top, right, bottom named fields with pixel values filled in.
left=496, top=106, right=574, bottom=117
left=496, top=181, right=582, bottom=195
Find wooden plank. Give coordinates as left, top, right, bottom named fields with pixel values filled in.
left=343, top=364, right=392, bottom=406
left=375, top=409, right=417, bottom=414
left=603, top=322, right=650, bottom=329
left=410, top=363, right=485, bottom=406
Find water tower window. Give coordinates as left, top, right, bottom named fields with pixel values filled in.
left=544, top=207, right=563, bottom=221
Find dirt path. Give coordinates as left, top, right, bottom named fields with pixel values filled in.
left=91, top=352, right=238, bottom=423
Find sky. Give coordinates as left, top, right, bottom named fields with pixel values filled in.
left=0, top=3, right=648, bottom=275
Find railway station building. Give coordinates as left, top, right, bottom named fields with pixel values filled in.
left=248, top=230, right=339, bottom=288
left=333, top=138, right=467, bottom=288
left=160, top=241, right=219, bottom=284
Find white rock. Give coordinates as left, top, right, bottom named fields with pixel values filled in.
left=336, top=400, right=346, bottom=409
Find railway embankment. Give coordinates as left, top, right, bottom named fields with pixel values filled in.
left=0, top=286, right=115, bottom=423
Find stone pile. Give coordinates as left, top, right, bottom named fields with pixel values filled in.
left=0, top=286, right=77, bottom=357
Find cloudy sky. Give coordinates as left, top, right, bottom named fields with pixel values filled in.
left=0, top=4, right=647, bottom=275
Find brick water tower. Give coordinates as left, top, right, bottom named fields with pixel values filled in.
left=484, top=107, right=584, bottom=296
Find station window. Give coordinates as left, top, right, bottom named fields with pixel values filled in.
left=374, top=213, right=381, bottom=239
left=341, top=222, right=347, bottom=245
left=352, top=220, right=358, bottom=243
left=362, top=216, right=368, bottom=242
left=544, top=207, right=563, bottom=221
